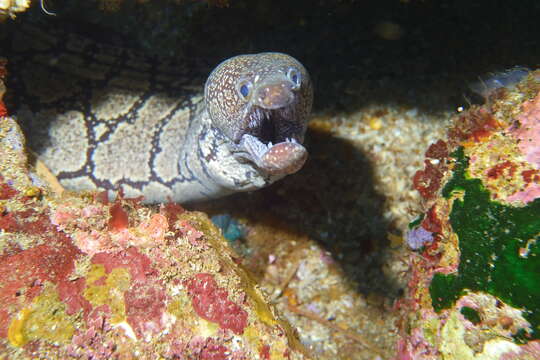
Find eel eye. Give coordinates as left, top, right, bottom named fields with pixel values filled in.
left=237, top=79, right=253, bottom=99
left=287, top=67, right=301, bottom=89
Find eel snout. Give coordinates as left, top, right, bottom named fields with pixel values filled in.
left=237, top=73, right=310, bottom=176
left=254, top=81, right=295, bottom=110
left=238, top=79, right=308, bottom=176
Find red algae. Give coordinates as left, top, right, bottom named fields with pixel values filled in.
left=0, top=233, right=81, bottom=337
left=448, top=107, right=501, bottom=145
left=260, top=344, right=271, bottom=359
left=92, top=247, right=156, bottom=283
left=421, top=205, right=442, bottom=234
left=160, top=202, right=185, bottom=225
left=0, top=182, right=17, bottom=200
left=486, top=160, right=517, bottom=179
left=424, top=139, right=448, bottom=160
left=412, top=140, right=449, bottom=202
left=108, top=202, right=129, bottom=231
left=0, top=212, right=18, bottom=232
left=185, top=273, right=248, bottom=335
left=57, top=278, right=92, bottom=316
left=412, top=160, right=444, bottom=201
left=0, top=96, right=6, bottom=116
left=93, top=190, right=109, bottom=204
left=5, top=209, right=51, bottom=235
left=522, top=169, right=540, bottom=183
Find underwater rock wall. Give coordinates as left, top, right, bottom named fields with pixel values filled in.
left=398, top=71, right=540, bottom=359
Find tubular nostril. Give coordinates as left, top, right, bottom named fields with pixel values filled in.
left=256, top=82, right=294, bottom=110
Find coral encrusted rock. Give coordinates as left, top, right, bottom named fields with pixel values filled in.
left=397, top=70, right=540, bottom=360
left=0, top=114, right=310, bottom=358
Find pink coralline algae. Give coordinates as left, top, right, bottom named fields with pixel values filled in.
left=507, top=183, right=540, bottom=204
left=177, top=219, right=205, bottom=247
left=505, top=92, right=540, bottom=203
left=500, top=341, right=540, bottom=360
left=181, top=336, right=234, bottom=360
left=53, top=202, right=170, bottom=254
left=67, top=310, right=115, bottom=359
left=510, top=92, right=540, bottom=167
left=200, top=338, right=231, bottom=360
left=185, top=273, right=248, bottom=335
left=138, top=213, right=168, bottom=243
left=73, top=230, right=112, bottom=255
left=124, top=281, right=167, bottom=337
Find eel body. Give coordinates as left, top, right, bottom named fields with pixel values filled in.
left=4, top=27, right=313, bottom=203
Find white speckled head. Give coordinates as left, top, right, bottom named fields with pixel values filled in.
left=204, top=52, right=313, bottom=144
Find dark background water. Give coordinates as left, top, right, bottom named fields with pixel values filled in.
left=5, top=0, right=540, bottom=111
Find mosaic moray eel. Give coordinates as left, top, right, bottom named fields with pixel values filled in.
left=5, top=28, right=313, bottom=203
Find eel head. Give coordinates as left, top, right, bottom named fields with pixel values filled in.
left=205, top=52, right=313, bottom=176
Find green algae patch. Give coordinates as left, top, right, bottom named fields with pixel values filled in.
left=431, top=147, right=540, bottom=340
left=408, top=215, right=424, bottom=229
left=460, top=307, right=480, bottom=325
left=8, top=285, right=76, bottom=347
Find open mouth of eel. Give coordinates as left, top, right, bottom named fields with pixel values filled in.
left=236, top=101, right=308, bottom=176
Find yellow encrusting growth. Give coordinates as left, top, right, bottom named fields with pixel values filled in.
left=8, top=286, right=75, bottom=347
left=244, top=283, right=277, bottom=327
left=7, top=308, right=31, bottom=347
left=83, top=264, right=131, bottom=324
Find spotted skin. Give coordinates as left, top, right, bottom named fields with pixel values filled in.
left=4, top=27, right=313, bottom=203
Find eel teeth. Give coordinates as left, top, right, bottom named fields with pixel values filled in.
left=236, top=133, right=307, bottom=175
left=284, top=137, right=298, bottom=144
